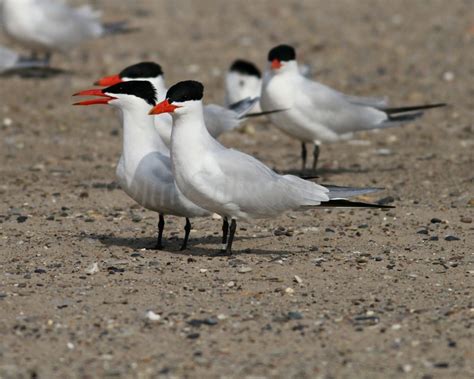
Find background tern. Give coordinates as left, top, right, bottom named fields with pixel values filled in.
left=0, top=45, right=47, bottom=74
left=150, top=80, right=391, bottom=255
left=73, top=81, right=209, bottom=250
left=95, top=61, right=259, bottom=147
left=260, top=44, right=446, bottom=172
left=0, top=0, right=132, bottom=64
left=225, top=58, right=313, bottom=114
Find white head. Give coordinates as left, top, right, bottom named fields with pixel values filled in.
left=225, top=59, right=262, bottom=105
left=267, top=44, right=299, bottom=74
left=74, top=81, right=157, bottom=114
left=94, top=62, right=166, bottom=97
left=148, top=80, right=204, bottom=119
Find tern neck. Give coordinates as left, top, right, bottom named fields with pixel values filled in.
left=149, top=76, right=167, bottom=101
left=120, top=103, right=168, bottom=176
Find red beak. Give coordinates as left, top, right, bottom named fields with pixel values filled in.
left=149, top=99, right=181, bottom=115
left=271, top=59, right=282, bottom=70
left=72, top=88, right=116, bottom=106
left=94, top=74, right=122, bottom=86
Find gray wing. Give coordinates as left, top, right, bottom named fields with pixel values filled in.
left=295, top=77, right=388, bottom=135
left=210, top=148, right=329, bottom=218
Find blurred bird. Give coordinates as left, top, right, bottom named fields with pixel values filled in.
left=149, top=80, right=391, bottom=255
left=0, top=45, right=47, bottom=73
left=95, top=62, right=258, bottom=147
left=260, top=44, right=446, bottom=172
left=224, top=58, right=313, bottom=114
left=0, top=0, right=131, bottom=64
left=74, top=81, right=210, bottom=250
left=225, top=59, right=263, bottom=113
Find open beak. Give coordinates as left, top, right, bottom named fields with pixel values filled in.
left=72, top=88, right=116, bottom=106
left=149, top=99, right=181, bottom=115
left=271, top=59, right=282, bottom=70
left=94, top=74, right=122, bottom=86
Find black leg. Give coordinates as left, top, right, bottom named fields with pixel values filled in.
left=154, top=214, right=165, bottom=250
left=180, top=218, right=191, bottom=251
left=221, top=217, right=229, bottom=246
left=301, top=142, right=307, bottom=171
left=312, top=144, right=320, bottom=172
left=225, top=219, right=237, bottom=255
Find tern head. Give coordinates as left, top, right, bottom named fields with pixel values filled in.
left=149, top=80, right=203, bottom=116
left=94, top=62, right=164, bottom=86
left=268, top=44, right=297, bottom=72
left=229, top=59, right=261, bottom=79
left=74, top=81, right=157, bottom=111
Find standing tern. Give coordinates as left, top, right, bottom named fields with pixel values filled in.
left=94, top=61, right=259, bottom=147
left=74, top=81, right=209, bottom=250
left=149, top=80, right=391, bottom=255
left=0, top=0, right=131, bottom=64
left=260, top=44, right=446, bottom=172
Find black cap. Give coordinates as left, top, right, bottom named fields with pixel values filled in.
left=167, top=80, right=204, bottom=103
left=119, top=62, right=164, bottom=79
left=229, top=59, right=261, bottom=78
left=268, top=44, right=296, bottom=62
left=104, top=81, right=157, bottom=106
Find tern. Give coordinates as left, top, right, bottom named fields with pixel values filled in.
left=0, top=0, right=131, bottom=64
left=225, top=59, right=263, bottom=113
left=149, top=80, right=391, bottom=255
left=74, top=81, right=210, bottom=250
left=0, top=45, right=47, bottom=74
left=224, top=58, right=313, bottom=113
left=94, top=62, right=259, bottom=147
left=260, top=44, right=446, bottom=172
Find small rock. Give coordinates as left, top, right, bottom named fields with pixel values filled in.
left=226, top=281, right=235, bottom=287
left=430, top=218, right=442, bottom=224
left=442, top=71, right=455, bottom=81
left=444, top=235, right=460, bottom=241
left=237, top=266, right=252, bottom=273
left=293, top=275, right=303, bottom=284
left=285, top=287, right=295, bottom=294
left=17, top=216, right=28, bottom=223
left=287, top=311, right=303, bottom=320
left=145, top=310, right=161, bottom=322
left=85, top=262, right=99, bottom=275
left=460, top=217, right=472, bottom=223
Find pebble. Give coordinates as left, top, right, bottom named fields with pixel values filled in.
left=285, top=287, right=295, bottom=294
left=199, top=268, right=208, bottom=273
left=442, top=71, right=455, bottom=81
left=145, top=310, right=161, bottom=322
left=188, top=318, right=218, bottom=327
left=460, top=217, right=472, bottom=223
left=17, top=216, right=28, bottom=223
left=430, top=218, right=442, bottom=224
left=237, top=266, right=252, bottom=273
left=85, top=262, right=99, bottom=275
left=287, top=311, right=303, bottom=320
left=293, top=275, right=303, bottom=284
left=226, top=281, right=235, bottom=287
left=444, top=235, right=460, bottom=241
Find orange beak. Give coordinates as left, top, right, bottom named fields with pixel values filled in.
left=72, top=88, right=116, bottom=106
left=94, top=74, right=122, bottom=86
left=271, top=59, right=282, bottom=70
left=149, top=99, right=181, bottom=115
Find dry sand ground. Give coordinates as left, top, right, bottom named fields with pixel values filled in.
left=0, top=0, right=473, bottom=378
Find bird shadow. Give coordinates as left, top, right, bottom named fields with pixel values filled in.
left=0, top=66, right=72, bottom=79
left=83, top=232, right=288, bottom=257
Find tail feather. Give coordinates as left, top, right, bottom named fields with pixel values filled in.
left=314, top=199, right=394, bottom=209
left=387, top=111, right=424, bottom=123
left=229, top=97, right=259, bottom=118
left=324, top=185, right=382, bottom=200
left=383, top=103, right=447, bottom=114
left=244, top=108, right=290, bottom=119
left=102, top=21, right=138, bottom=36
